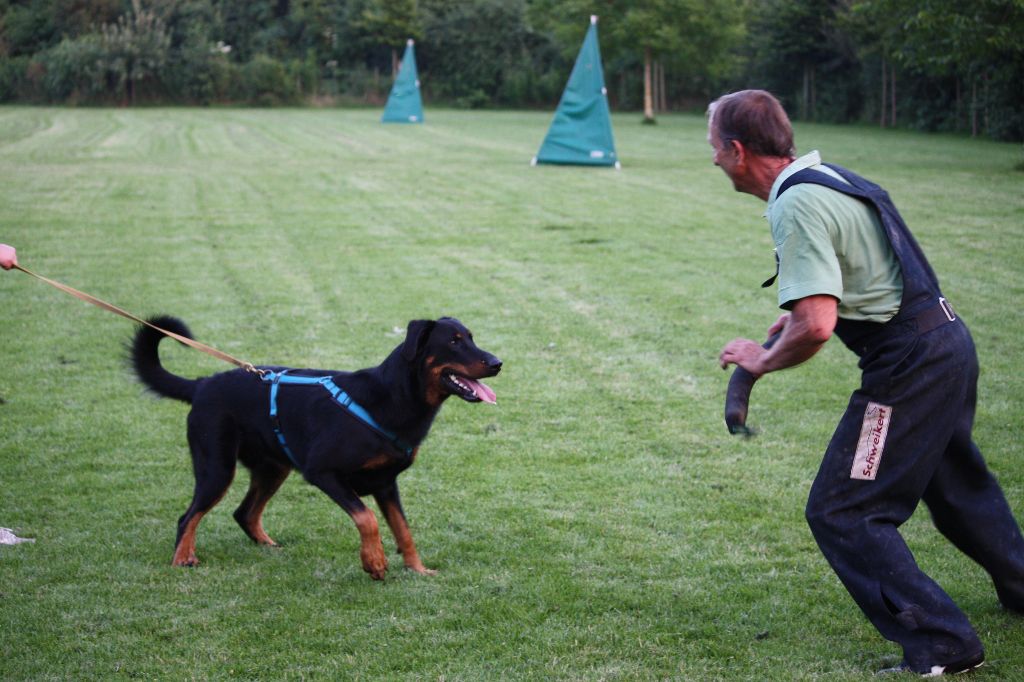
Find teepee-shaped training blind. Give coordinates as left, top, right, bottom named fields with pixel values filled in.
left=382, top=39, right=423, bottom=123
left=532, top=16, right=618, bottom=168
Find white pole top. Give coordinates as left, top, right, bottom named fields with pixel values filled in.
left=408, top=38, right=414, bottom=46
left=591, top=15, right=598, bottom=24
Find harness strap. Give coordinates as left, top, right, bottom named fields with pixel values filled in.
left=262, top=370, right=414, bottom=464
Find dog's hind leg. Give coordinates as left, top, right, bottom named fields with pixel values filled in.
left=174, top=479, right=234, bottom=566
left=374, top=483, right=436, bottom=576
left=173, top=422, right=238, bottom=567
left=233, top=462, right=290, bottom=546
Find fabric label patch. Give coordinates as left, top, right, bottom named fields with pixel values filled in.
left=851, top=401, right=892, bottom=480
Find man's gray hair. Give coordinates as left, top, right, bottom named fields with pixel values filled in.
left=707, top=90, right=795, bottom=158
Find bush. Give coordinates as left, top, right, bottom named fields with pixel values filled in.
left=497, top=59, right=564, bottom=107
left=0, top=57, right=30, bottom=103
left=331, top=64, right=387, bottom=105
left=456, top=88, right=489, bottom=109
left=984, top=67, right=1024, bottom=142
left=290, top=49, right=320, bottom=98
left=37, top=36, right=106, bottom=103
left=163, top=44, right=232, bottom=105
left=234, top=55, right=297, bottom=105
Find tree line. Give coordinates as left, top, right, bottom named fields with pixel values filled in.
left=1, top=0, right=1021, bottom=142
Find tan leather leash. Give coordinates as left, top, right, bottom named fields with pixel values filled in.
left=13, top=263, right=264, bottom=376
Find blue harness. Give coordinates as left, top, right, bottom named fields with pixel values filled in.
left=260, top=370, right=414, bottom=465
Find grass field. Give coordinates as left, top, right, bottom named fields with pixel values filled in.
left=1, top=106, right=1022, bottom=681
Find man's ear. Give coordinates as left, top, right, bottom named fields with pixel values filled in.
left=402, top=319, right=435, bottom=361
left=731, top=139, right=747, bottom=164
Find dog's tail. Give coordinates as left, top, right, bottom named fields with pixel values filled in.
left=130, top=315, right=200, bottom=404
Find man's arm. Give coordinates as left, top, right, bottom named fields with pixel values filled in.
left=719, top=294, right=838, bottom=378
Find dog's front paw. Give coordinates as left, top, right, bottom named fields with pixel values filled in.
left=403, top=557, right=437, bottom=576
left=409, top=566, right=438, bottom=576
left=172, top=545, right=199, bottom=567
left=361, top=545, right=389, bottom=580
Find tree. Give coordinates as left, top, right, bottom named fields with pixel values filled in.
left=216, top=0, right=276, bottom=63
left=351, top=0, right=419, bottom=75
left=1, top=0, right=59, bottom=57
left=530, top=0, right=744, bottom=122
left=417, top=0, right=562, bottom=106
left=53, top=0, right=123, bottom=39
left=745, top=0, right=856, bottom=123
left=852, top=0, right=1024, bottom=139
left=100, top=0, right=171, bottom=105
left=896, top=0, right=1024, bottom=139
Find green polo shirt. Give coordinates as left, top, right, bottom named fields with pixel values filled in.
left=765, top=151, right=903, bottom=322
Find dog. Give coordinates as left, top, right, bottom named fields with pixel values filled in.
left=130, top=316, right=501, bottom=579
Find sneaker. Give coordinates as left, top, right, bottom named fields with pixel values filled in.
left=876, top=651, right=984, bottom=677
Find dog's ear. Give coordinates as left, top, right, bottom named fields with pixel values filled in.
left=401, top=319, right=435, bottom=361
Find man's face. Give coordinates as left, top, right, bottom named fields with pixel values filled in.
left=708, top=125, right=765, bottom=197
left=709, top=126, right=743, bottom=192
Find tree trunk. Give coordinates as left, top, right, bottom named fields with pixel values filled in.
left=880, top=57, right=887, bottom=128
left=971, top=79, right=978, bottom=137
left=124, top=64, right=134, bottom=108
left=658, top=60, right=667, bottom=112
left=392, top=48, right=399, bottom=78
left=955, top=78, right=962, bottom=132
left=642, top=46, right=655, bottom=123
left=890, top=63, right=896, bottom=127
left=801, top=63, right=809, bottom=119
left=983, top=74, right=989, bottom=136
left=810, top=64, right=816, bottom=121
left=651, top=60, right=659, bottom=114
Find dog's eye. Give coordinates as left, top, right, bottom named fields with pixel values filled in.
left=449, top=335, right=462, bottom=346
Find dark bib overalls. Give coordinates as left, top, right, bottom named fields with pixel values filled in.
left=777, top=164, right=1024, bottom=670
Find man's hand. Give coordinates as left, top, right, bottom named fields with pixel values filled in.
left=0, top=243, right=16, bottom=270
left=719, top=295, right=838, bottom=378
left=719, top=338, right=770, bottom=377
left=767, top=313, right=790, bottom=337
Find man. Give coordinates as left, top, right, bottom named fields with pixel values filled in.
left=709, top=89, right=1024, bottom=676
left=1, top=243, right=16, bottom=270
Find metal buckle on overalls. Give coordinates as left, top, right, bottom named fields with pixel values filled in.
left=938, top=297, right=956, bottom=322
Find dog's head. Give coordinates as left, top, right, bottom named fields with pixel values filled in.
left=402, top=317, right=502, bottom=405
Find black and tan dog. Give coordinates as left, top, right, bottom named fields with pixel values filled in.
left=130, top=316, right=501, bottom=579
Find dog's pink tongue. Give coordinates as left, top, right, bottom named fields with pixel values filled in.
left=466, top=379, right=496, bottom=404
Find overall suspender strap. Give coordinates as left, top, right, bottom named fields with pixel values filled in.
left=775, top=164, right=956, bottom=350
left=778, top=163, right=941, bottom=295
left=261, top=371, right=414, bottom=462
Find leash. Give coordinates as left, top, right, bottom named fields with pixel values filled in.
left=12, top=263, right=264, bottom=376
left=11, top=260, right=411, bottom=462
left=12, top=263, right=412, bottom=461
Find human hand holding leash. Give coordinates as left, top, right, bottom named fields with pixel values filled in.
left=0, top=243, right=16, bottom=270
